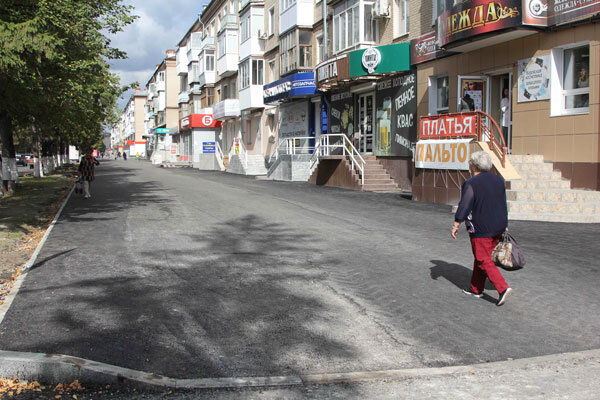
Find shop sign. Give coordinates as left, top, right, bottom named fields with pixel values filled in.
left=410, top=32, right=456, bottom=65
left=414, top=139, right=472, bottom=170
left=170, top=144, right=177, bottom=154
left=179, top=114, right=222, bottom=130
left=154, top=128, right=170, bottom=134
left=349, top=43, right=410, bottom=77
left=328, top=91, right=354, bottom=136
left=437, top=0, right=522, bottom=48
left=375, top=71, right=418, bottom=157
left=419, top=114, right=478, bottom=139
left=263, top=72, right=316, bottom=104
left=523, top=0, right=600, bottom=26
left=202, top=142, right=216, bottom=154
left=316, top=54, right=350, bottom=87
left=278, top=100, right=309, bottom=138
left=517, top=54, right=551, bottom=102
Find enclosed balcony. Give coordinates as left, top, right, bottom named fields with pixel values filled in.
left=176, top=46, right=188, bottom=75
left=213, top=99, right=241, bottom=120
left=217, top=29, right=239, bottom=77
left=178, top=92, right=189, bottom=104
left=186, top=32, right=203, bottom=65
left=280, top=0, right=313, bottom=34
left=239, top=7, right=265, bottom=60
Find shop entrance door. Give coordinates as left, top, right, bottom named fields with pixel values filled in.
left=357, top=92, right=375, bottom=153
left=457, top=76, right=489, bottom=113
left=490, top=73, right=512, bottom=150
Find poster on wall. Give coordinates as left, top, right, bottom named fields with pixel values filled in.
left=374, top=71, right=417, bottom=157
left=328, top=90, right=354, bottom=139
left=517, top=55, right=551, bottom=102
left=278, top=100, right=309, bottom=138
left=414, top=139, right=472, bottom=170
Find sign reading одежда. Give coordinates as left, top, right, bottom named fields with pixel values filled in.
left=415, top=139, right=472, bottom=170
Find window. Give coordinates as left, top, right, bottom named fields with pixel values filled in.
left=240, top=60, right=250, bottom=89
left=158, top=71, right=165, bottom=82
left=218, top=32, right=226, bottom=58
left=394, top=0, right=409, bottom=37
left=269, top=60, right=276, bottom=81
left=299, top=30, right=312, bottom=68
left=180, top=75, right=188, bottom=93
left=432, top=0, right=448, bottom=26
left=193, top=99, right=202, bottom=114
left=268, top=7, right=275, bottom=36
left=280, top=0, right=296, bottom=12
left=428, top=75, right=449, bottom=114
left=205, top=50, right=215, bottom=71
left=315, top=35, right=323, bottom=65
left=280, top=29, right=312, bottom=75
left=333, top=0, right=374, bottom=54
left=252, top=59, right=264, bottom=85
left=241, top=14, right=250, bottom=42
left=551, top=43, right=590, bottom=116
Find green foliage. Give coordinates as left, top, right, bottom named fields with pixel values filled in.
left=0, top=0, right=137, bottom=150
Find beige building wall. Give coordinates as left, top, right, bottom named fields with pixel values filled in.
left=134, top=94, right=146, bottom=142
left=165, top=58, right=179, bottom=129
left=417, top=24, right=600, bottom=189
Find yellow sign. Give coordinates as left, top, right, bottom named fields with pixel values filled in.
left=415, top=139, right=472, bottom=170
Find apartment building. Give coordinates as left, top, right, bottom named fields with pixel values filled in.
left=145, top=49, right=179, bottom=164
left=121, top=88, right=148, bottom=157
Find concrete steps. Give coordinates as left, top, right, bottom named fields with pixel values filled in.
left=359, top=159, right=397, bottom=192
left=507, top=154, right=600, bottom=223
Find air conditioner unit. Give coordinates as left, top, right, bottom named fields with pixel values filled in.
left=372, top=0, right=390, bottom=19
left=258, top=30, right=268, bottom=39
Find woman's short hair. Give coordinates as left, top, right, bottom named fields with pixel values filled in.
left=470, top=151, right=493, bottom=172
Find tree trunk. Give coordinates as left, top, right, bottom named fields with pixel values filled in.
left=0, top=110, right=17, bottom=196
left=33, top=130, right=43, bottom=178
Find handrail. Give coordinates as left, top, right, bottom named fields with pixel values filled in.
left=228, top=138, right=248, bottom=169
left=269, top=136, right=316, bottom=164
left=310, top=134, right=365, bottom=185
left=215, top=141, right=225, bottom=171
left=474, top=111, right=506, bottom=168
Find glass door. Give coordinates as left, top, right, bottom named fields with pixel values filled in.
left=457, top=76, right=489, bottom=113
left=357, top=92, right=375, bottom=153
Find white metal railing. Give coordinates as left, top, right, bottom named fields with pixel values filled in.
left=228, top=138, right=248, bottom=169
left=215, top=141, right=225, bottom=171
left=309, top=134, right=365, bottom=185
left=268, top=136, right=316, bottom=164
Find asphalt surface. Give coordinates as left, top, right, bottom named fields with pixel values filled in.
left=1, top=159, right=599, bottom=381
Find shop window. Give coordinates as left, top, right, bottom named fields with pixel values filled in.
left=551, top=43, right=590, bottom=116
left=394, top=0, right=409, bottom=38
left=428, top=75, right=449, bottom=115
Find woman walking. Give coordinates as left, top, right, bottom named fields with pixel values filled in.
left=78, top=149, right=100, bottom=199
left=451, top=151, right=512, bottom=306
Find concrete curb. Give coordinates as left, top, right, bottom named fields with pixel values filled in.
left=0, top=185, right=74, bottom=325
left=1, top=348, right=599, bottom=390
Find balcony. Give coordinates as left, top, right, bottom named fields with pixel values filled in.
left=239, top=85, right=264, bottom=111
left=176, top=46, right=188, bottom=75
left=213, top=99, right=240, bottom=120
left=201, top=35, right=214, bottom=50
left=240, top=33, right=265, bottom=60
left=280, top=0, right=313, bottom=34
left=156, top=80, right=165, bottom=92
left=178, top=92, right=189, bottom=104
left=199, top=70, right=216, bottom=86
left=188, top=63, right=200, bottom=84
left=156, top=111, right=166, bottom=127
left=219, top=14, right=237, bottom=32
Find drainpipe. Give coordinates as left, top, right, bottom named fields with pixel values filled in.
left=323, top=0, right=328, bottom=61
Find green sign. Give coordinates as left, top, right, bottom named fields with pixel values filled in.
left=349, top=43, right=410, bottom=78
left=155, top=128, right=169, bottom=134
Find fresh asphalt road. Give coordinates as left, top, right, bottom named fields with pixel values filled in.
left=0, top=160, right=599, bottom=380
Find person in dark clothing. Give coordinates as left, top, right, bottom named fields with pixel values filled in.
left=451, top=151, right=512, bottom=306
left=78, top=150, right=100, bottom=199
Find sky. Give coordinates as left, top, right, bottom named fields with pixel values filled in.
left=109, top=0, right=209, bottom=110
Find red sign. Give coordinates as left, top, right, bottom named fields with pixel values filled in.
left=522, top=0, right=600, bottom=26
left=179, top=114, right=222, bottom=130
left=437, top=0, right=522, bottom=47
left=126, top=140, right=134, bottom=145
left=419, top=113, right=478, bottom=139
left=410, top=32, right=455, bottom=65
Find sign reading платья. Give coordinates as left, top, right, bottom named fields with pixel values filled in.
left=414, top=139, right=472, bottom=170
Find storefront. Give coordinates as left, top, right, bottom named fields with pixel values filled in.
left=178, top=113, right=222, bottom=169
left=413, top=0, right=600, bottom=190
left=263, top=72, right=318, bottom=150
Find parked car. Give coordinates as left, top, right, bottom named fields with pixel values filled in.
left=15, top=154, right=26, bottom=166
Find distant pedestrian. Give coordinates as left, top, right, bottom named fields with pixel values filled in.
left=451, top=151, right=512, bottom=306
left=78, top=149, right=100, bottom=199
left=136, top=152, right=140, bottom=161
left=123, top=152, right=127, bottom=161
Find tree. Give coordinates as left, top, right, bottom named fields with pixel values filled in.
left=0, top=0, right=137, bottom=193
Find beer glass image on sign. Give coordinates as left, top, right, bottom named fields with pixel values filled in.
left=377, top=97, right=392, bottom=153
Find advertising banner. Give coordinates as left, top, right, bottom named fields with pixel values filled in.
left=328, top=90, right=354, bottom=137
left=278, top=100, right=309, bottom=138
left=410, top=32, right=456, bottom=65
left=316, top=54, right=350, bottom=88
left=517, top=54, right=551, bottom=102
left=374, top=71, right=418, bottom=157
left=522, top=0, right=600, bottom=26
left=263, top=72, right=316, bottom=104
left=414, top=139, right=473, bottom=170
left=419, top=113, right=479, bottom=139
left=179, top=114, right=222, bottom=130
left=437, top=0, right=522, bottom=47
left=349, top=43, right=410, bottom=77
left=202, top=142, right=216, bottom=154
